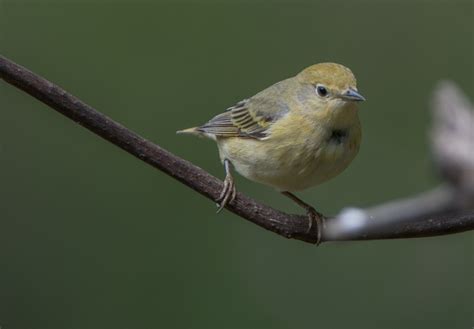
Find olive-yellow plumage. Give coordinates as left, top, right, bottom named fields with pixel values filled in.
left=178, top=63, right=365, bottom=228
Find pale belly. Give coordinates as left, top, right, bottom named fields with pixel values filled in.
left=216, top=126, right=361, bottom=192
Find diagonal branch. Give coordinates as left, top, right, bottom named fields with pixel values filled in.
left=1, top=54, right=473, bottom=244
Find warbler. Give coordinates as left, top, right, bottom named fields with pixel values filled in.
left=178, top=63, right=365, bottom=241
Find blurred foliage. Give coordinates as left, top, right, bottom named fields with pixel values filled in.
left=0, top=1, right=472, bottom=329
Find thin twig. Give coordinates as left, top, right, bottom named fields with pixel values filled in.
left=1, top=55, right=473, bottom=244
left=431, top=81, right=474, bottom=208
left=325, top=185, right=458, bottom=240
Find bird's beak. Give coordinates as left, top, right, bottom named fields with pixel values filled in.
left=340, top=88, right=366, bottom=102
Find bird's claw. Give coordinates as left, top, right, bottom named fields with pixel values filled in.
left=306, top=206, right=324, bottom=245
left=216, top=174, right=236, bottom=213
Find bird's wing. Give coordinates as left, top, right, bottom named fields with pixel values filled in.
left=196, top=98, right=286, bottom=140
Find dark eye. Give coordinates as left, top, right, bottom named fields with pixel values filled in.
left=316, top=85, right=328, bottom=97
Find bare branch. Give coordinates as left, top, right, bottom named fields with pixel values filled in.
left=325, top=186, right=459, bottom=240
left=1, top=55, right=473, bottom=244
left=431, top=81, right=474, bottom=208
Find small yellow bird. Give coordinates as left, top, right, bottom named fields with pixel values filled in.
left=178, top=63, right=365, bottom=240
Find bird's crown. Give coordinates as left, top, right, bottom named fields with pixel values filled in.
left=297, top=63, right=357, bottom=90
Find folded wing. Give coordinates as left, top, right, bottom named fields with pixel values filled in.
left=196, top=99, right=277, bottom=140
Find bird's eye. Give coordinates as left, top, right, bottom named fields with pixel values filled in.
left=316, top=85, right=328, bottom=97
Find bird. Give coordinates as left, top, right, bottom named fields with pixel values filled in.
left=178, top=63, right=365, bottom=242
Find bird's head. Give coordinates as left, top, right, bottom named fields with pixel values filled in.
left=296, top=63, right=365, bottom=107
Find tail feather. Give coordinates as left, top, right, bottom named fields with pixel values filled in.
left=176, top=127, right=199, bottom=135
left=177, top=126, right=216, bottom=140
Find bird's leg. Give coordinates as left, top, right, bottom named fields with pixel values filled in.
left=216, top=159, right=237, bottom=213
left=281, top=191, right=324, bottom=244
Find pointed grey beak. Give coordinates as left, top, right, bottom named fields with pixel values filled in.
left=340, top=88, right=366, bottom=102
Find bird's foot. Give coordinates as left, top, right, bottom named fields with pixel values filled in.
left=304, top=206, right=324, bottom=244
left=281, top=191, right=324, bottom=244
left=216, top=166, right=236, bottom=213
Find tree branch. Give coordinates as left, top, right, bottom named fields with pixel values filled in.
left=1, top=55, right=473, bottom=244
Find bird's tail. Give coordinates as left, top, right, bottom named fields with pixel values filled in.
left=176, top=127, right=201, bottom=135
left=177, top=126, right=216, bottom=140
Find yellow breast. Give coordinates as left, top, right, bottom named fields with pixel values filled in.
left=217, top=103, right=361, bottom=192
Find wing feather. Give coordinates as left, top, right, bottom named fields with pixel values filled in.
left=196, top=99, right=274, bottom=139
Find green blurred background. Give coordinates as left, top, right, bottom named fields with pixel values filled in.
left=1, top=1, right=472, bottom=328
